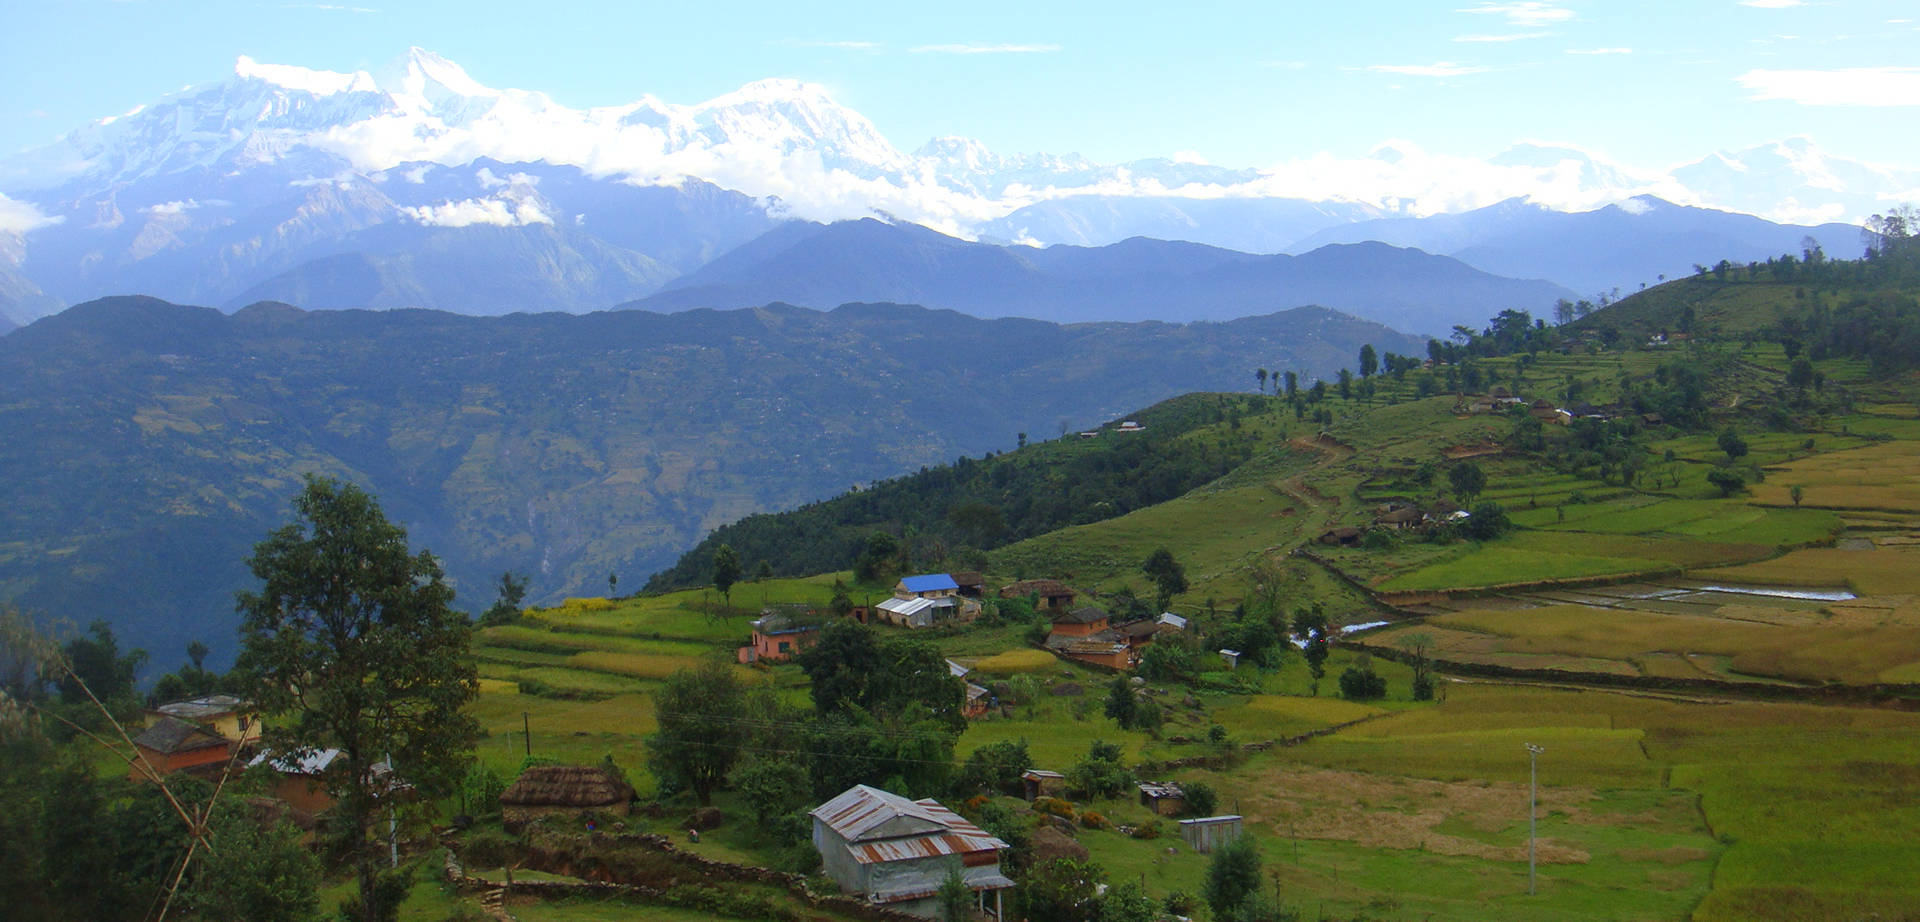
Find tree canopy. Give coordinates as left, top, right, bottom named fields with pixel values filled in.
left=235, top=476, right=477, bottom=922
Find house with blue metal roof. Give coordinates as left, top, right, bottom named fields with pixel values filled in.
left=896, top=573, right=960, bottom=597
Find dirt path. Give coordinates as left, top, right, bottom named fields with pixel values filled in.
left=1268, top=436, right=1353, bottom=537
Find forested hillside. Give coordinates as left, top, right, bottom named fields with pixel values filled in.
left=647, top=393, right=1268, bottom=590
left=0, top=296, right=1418, bottom=667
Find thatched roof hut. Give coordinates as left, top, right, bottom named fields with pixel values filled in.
left=499, top=765, right=633, bottom=830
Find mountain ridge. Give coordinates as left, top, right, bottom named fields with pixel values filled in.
left=0, top=294, right=1422, bottom=668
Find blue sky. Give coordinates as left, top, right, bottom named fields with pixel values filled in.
left=5, top=0, right=1917, bottom=170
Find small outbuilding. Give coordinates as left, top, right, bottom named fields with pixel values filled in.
left=1021, top=769, right=1066, bottom=801
left=999, top=579, right=1077, bottom=612
left=1138, top=780, right=1187, bottom=816
left=1180, top=815, right=1245, bottom=853
left=499, top=764, right=634, bottom=832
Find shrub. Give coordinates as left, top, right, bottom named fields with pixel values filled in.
left=1079, top=810, right=1112, bottom=831
left=1130, top=819, right=1163, bottom=840
left=1182, top=781, right=1219, bottom=817
left=1338, top=657, right=1387, bottom=701
left=1033, top=796, right=1077, bottom=821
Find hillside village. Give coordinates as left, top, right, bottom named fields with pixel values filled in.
left=9, top=253, right=1920, bottom=922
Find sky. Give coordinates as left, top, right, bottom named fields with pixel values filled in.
left=3, top=0, right=1917, bottom=174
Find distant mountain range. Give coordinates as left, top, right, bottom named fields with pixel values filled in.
left=0, top=295, right=1421, bottom=668
left=0, top=49, right=1907, bottom=329
left=1287, top=195, right=1864, bottom=297
left=632, top=219, right=1576, bottom=336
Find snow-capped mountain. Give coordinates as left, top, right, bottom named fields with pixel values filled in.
left=0, top=48, right=1912, bottom=325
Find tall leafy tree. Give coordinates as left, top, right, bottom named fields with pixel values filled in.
left=1141, top=547, right=1188, bottom=609
left=1448, top=461, right=1487, bottom=501
left=1202, top=836, right=1264, bottom=919
left=1358, top=343, right=1378, bottom=379
left=711, top=544, right=743, bottom=607
left=479, top=571, right=529, bottom=626
left=236, top=476, right=478, bottom=922
left=646, top=661, right=746, bottom=806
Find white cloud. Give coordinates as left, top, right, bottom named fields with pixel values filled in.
left=1366, top=61, right=1492, bottom=77
left=401, top=196, right=553, bottom=227
left=909, top=43, right=1061, bottom=55
left=1454, top=32, right=1551, bottom=42
left=0, top=194, right=62, bottom=234
left=1171, top=150, right=1211, bottom=165
left=1567, top=47, right=1633, bottom=55
left=1739, top=0, right=1804, bottom=7
left=1458, top=2, right=1575, bottom=27
left=1737, top=66, right=1920, bottom=106
left=144, top=200, right=198, bottom=214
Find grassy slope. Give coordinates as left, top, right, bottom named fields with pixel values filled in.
left=469, top=274, right=1920, bottom=922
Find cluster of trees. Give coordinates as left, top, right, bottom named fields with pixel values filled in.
left=646, top=620, right=967, bottom=848
left=647, top=394, right=1264, bottom=592
left=1, top=477, right=482, bottom=922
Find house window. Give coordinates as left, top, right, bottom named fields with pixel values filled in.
left=778, top=641, right=791, bottom=653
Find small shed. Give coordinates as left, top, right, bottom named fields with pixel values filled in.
left=1021, top=769, right=1066, bottom=801
left=951, top=572, right=986, bottom=598
left=1137, top=780, right=1187, bottom=817
left=1218, top=649, right=1242, bottom=670
left=1180, top=815, right=1244, bottom=853
left=999, top=580, right=1077, bottom=612
left=499, top=764, right=633, bottom=832
left=1317, top=526, right=1362, bottom=547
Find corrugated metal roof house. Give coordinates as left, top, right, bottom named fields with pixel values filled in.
left=811, top=784, right=1014, bottom=919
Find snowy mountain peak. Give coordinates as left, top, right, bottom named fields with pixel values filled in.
left=377, top=47, right=496, bottom=103
left=233, top=55, right=377, bottom=95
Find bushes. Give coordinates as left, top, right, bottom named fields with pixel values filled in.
left=1338, top=655, right=1387, bottom=701
left=1065, top=741, right=1132, bottom=800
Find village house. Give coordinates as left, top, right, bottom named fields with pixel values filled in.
left=875, top=595, right=942, bottom=628
left=130, top=694, right=262, bottom=783
left=738, top=605, right=824, bottom=663
left=896, top=573, right=960, bottom=601
left=1043, top=606, right=1132, bottom=669
left=1317, top=526, right=1362, bottom=547
left=499, top=764, right=633, bottom=833
left=243, top=747, right=399, bottom=818
left=1049, top=606, right=1111, bottom=637
left=130, top=716, right=236, bottom=783
left=1116, top=420, right=1146, bottom=432
left=145, top=693, right=260, bottom=747
left=811, top=784, right=1015, bottom=920
left=998, top=579, right=1077, bottom=612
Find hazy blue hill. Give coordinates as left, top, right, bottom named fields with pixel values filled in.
left=223, top=221, right=678, bottom=314
left=976, top=195, right=1383, bottom=253
left=1286, top=196, right=1862, bottom=296
left=631, top=219, right=1574, bottom=336
left=0, top=295, right=1419, bottom=668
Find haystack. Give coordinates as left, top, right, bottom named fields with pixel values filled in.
left=499, top=765, right=633, bottom=831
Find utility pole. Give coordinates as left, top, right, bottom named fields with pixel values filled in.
left=1526, top=743, right=1545, bottom=896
